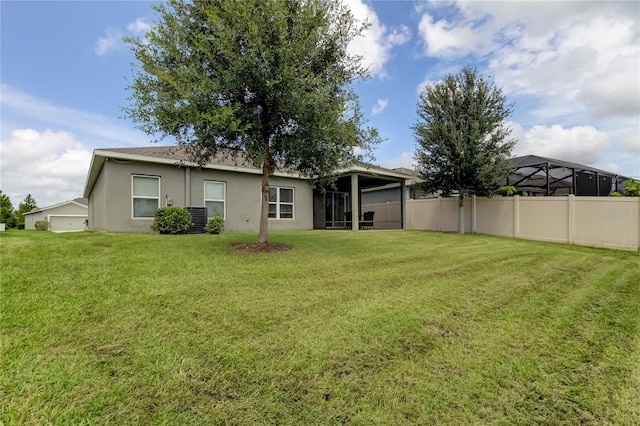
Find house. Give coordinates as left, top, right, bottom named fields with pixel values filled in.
left=24, top=198, right=88, bottom=231
left=82, top=146, right=414, bottom=233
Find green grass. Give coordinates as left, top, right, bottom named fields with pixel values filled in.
left=1, top=229, right=639, bottom=425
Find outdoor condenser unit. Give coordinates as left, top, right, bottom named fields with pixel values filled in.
left=185, top=207, right=207, bottom=234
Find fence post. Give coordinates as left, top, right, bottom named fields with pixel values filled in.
left=568, top=195, right=575, bottom=245
left=471, top=195, right=477, bottom=234
left=438, top=197, right=442, bottom=231
left=513, top=195, right=520, bottom=238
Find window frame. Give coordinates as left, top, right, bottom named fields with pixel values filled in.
left=204, top=180, right=226, bottom=219
left=268, top=186, right=295, bottom=220
left=131, top=175, right=160, bottom=219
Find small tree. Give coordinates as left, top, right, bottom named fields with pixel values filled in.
left=125, top=0, right=380, bottom=244
left=0, top=191, right=17, bottom=228
left=413, top=66, right=515, bottom=233
left=623, top=179, right=640, bottom=196
left=16, top=194, right=38, bottom=227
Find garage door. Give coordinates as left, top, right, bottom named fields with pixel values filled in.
left=49, top=216, right=87, bottom=232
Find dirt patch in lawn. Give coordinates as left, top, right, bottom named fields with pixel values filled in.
left=231, top=242, right=291, bottom=253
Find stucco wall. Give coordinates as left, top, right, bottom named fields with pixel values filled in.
left=89, top=163, right=108, bottom=231
left=90, top=159, right=314, bottom=233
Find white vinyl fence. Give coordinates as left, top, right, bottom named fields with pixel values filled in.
left=406, top=196, right=640, bottom=251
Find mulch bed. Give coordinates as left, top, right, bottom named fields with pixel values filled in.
left=231, top=242, right=291, bottom=253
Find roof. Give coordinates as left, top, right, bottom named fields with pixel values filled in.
left=25, top=199, right=89, bottom=215
left=83, top=146, right=415, bottom=198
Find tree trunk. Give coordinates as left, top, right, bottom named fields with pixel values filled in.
left=258, top=158, right=271, bottom=244
left=458, top=191, right=465, bottom=234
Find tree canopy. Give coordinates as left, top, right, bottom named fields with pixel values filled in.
left=413, top=66, right=514, bottom=233
left=16, top=194, right=38, bottom=226
left=125, top=0, right=380, bottom=243
left=0, top=191, right=16, bottom=227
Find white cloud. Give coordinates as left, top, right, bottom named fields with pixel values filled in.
left=620, top=130, right=640, bottom=155
left=1, top=85, right=148, bottom=148
left=600, top=162, right=624, bottom=175
left=95, top=17, right=151, bottom=56
left=511, top=123, right=609, bottom=165
left=346, top=0, right=411, bottom=77
left=381, top=152, right=415, bottom=170
left=418, top=14, right=480, bottom=58
left=417, top=1, right=640, bottom=121
left=127, top=17, right=151, bottom=35
left=0, top=129, right=92, bottom=206
left=95, top=27, right=123, bottom=56
left=372, top=98, right=388, bottom=115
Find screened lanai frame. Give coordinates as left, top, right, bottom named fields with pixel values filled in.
left=504, top=155, right=629, bottom=196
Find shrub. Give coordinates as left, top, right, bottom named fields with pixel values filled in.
left=499, top=185, right=517, bottom=196
left=204, top=213, right=224, bottom=234
left=35, top=220, right=49, bottom=231
left=151, top=207, right=193, bottom=234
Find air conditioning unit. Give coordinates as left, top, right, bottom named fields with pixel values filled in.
left=185, top=207, right=207, bottom=234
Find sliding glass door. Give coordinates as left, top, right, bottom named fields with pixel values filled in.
left=325, top=191, right=350, bottom=228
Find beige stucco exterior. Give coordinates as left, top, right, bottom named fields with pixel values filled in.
left=87, top=157, right=314, bottom=233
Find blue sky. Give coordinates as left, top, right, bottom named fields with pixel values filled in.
left=1, top=0, right=639, bottom=207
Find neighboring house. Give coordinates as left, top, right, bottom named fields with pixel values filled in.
left=82, top=146, right=414, bottom=233
left=24, top=198, right=88, bottom=231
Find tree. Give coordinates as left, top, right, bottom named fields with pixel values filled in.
left=413, top=66, right=515, bottom=233
left=125, top=0, right=380, bottom=244
left=0, top=191, right=17, bottom=228
left=16, top=194, right=38, bottom=227
left=623, top=179, right=640, bottom=196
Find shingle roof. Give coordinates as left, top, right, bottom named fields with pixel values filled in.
left=104, top=146, right=256, bottom=169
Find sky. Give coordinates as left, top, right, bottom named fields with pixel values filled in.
left=1, top=0, right=639, bottom=207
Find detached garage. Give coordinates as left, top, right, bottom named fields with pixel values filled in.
left=24, top=198, right=88, bottom=232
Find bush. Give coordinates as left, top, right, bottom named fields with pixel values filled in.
left=204, top=213, right=224, bottom=234
left=499, top=185, right=517, bottom=196
left=35, top=220, right=49, bottom=231
left=151, top=207, right=193, bottom=234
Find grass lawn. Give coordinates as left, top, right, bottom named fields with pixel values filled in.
left=1, top=229, right=639, bottom=424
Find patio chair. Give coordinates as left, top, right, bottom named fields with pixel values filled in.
left=359, top=211, right=374, bottom=230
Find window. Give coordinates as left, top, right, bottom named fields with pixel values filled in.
left=204, top=181, right=226, bottom=218
left=132, top=175, right=160, bottom=218
left=269, top=186, right=294, bottom=219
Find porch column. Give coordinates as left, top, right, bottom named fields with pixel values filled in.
left=351, top=174, right=359, bottom=231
